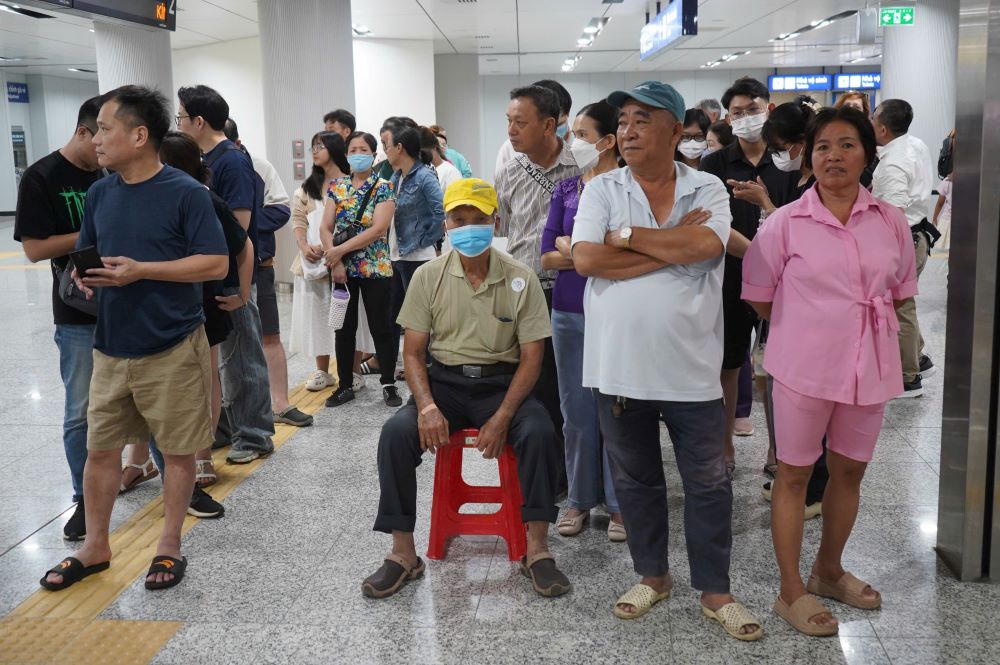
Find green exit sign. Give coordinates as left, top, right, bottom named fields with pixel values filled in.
left=880, top=6, right=915, bottom=26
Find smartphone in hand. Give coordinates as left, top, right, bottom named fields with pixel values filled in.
left=69, top=246, right=104, bottom=277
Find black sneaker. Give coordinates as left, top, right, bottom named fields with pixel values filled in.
left=188, top=486, right=225, bottom=518
left=325, top=387, right=355, bottom=408
left=899, top=374, right=924, bottom=398
left=382, top=385, right=402, bottom=407
left=919, top=355, right=936, bottom=378
left=63, top=499, right=86, bottom=541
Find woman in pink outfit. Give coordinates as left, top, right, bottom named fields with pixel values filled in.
left=741, top=106, right=918, bottom=637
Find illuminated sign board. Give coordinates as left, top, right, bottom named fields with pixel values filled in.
left=7, top=82, right=29, bottom=103
left=640, top=0, right=697, bottom=61
left=833, top=73, right=881, bottom=90
left=74, top=0, right=175, bottom=30
left=768, top=74, right=832, bottom=92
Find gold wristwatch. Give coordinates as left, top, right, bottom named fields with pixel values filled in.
left=620, top=226, right=633, bottom=249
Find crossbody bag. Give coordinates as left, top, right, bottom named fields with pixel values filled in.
left=333, top=179, right=378, bottom=248
left=514, top=154, right=557, bottom=195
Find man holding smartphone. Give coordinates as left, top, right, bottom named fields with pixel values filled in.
left=13, top=95, right=105, bottom=542
left=39, top=86, right=228, bottom=592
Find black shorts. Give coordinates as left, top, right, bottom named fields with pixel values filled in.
left=722, top=260, right=757, bottom=370
left=257, top=264, right=280, bottom=337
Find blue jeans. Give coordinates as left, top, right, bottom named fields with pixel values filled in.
left=217, top=286, right=274, bottom=454
left=54, top=324, right=95, bottom=503
left=551, top=310, right=619, bottom=513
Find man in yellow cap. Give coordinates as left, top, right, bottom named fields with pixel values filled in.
left=363, top=178, right=570, bottom=600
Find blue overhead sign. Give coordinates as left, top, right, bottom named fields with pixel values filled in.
left=768, top=74, right=832, bottom=92
left=6, top=82, right=29, bottom=103
left=834, top=73, right=882, bottom=90
left=640, top=0, right=697, bottom=61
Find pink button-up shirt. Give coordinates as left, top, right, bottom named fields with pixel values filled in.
left=742, top=185, right=918, bottom=405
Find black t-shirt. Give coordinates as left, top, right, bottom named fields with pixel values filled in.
left=13, top=151, right=102, bottom=325
left=700, top=141, right=801, bottom=297
left=204, top=139, right=261, bottom=287
left=205, top=190, right=249, bottom=304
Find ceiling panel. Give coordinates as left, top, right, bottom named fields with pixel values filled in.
left=0, top=0, right=886, bottom=82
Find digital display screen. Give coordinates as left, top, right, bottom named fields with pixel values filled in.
left=73, top=0, right=176, bottom=31
left=768, top=74, right=832, bottom=92
left=834, top=73, right=881, bottom=90
left=640, top=0, right=697, bottom=61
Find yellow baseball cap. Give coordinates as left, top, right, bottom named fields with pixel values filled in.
left=444, top=178, right=498, bottom=215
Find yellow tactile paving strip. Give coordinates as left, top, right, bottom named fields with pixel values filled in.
left=0, top=383, right=331, bottom=664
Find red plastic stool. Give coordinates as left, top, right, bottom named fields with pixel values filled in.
left=426, top=428, right=527, bottom=561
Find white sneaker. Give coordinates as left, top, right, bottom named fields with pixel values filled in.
left=352, top=372, right=366, bottom=391
left=305, top=371, right=333, bottom=391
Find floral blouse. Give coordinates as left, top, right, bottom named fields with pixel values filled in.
left=329, top=174, right=395, bottom=279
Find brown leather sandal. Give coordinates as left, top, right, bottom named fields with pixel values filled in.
left=361, top=554, right=425, bottom=599
left=519, top=553, right=571, bottom=597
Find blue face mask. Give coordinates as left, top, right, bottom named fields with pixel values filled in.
left=556, top=123, right=568, bottom=138
left=347, top=153, right=374, bottom=173
left=448, top=224, right=494, bottom=257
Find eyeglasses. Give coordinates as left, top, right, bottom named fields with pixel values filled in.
left=311, top=144, right=326, bottom=153
left=680, top=134, right=706, bottom=143
left=174, top=114, right=190, bottom=126
left=728, top=108, right=765, bottom=121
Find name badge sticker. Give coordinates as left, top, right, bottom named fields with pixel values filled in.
left=511, top=277, right=526, bottom=293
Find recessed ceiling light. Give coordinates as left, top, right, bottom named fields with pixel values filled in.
left=352, top=24, right=371, bottom=36
left=583, top=25, right=599, bottom=34
left=577, top=37, right=593, bottom=46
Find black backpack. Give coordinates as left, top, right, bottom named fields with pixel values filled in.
left=938, top=135, right=954, bottom=179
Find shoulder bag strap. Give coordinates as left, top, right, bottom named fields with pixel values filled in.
left=514, top=154, right=556, bottom=195
left=352, top=178, right=379, bottom=230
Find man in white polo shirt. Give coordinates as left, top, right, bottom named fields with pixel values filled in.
left=572, top=81, right=761, bottom=641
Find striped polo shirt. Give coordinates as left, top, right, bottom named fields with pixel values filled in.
left=495, top=139, right=580, bottom=288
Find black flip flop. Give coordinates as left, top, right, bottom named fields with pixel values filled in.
left=39, top=557, right=110, bottom=591
left=144, top=555, right=188, bottom=590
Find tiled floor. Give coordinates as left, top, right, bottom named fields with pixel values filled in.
left=1, top=216, right=995, bottom=664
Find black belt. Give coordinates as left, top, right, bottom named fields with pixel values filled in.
left=432, top=359, right=518, bottom=379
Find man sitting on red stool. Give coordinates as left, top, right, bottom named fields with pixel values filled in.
left=364, top=178, right=569, bottom=599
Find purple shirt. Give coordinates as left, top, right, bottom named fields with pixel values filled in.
left=540, top=175, right=587, bottom=314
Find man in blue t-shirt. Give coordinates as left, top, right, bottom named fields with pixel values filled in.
left=40, top=86, right=228, bottom=593
left=177, top=85, right=285, bottom=464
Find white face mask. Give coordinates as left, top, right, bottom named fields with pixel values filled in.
left=570, top=137, right=607, bottom=172
left=772, top=148, right=802, bottom=172
left=731, top=112, right=767, bottom=142
left=678, top=140, right=708, bottom=160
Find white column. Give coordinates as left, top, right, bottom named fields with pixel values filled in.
left=881, top=0, right=959, bottom=149
left=434, top=54, right=483, bottom=177
left=94, top=22, right=174, bottom=100
left=258, top=0, right=355, bottom=284
left=0, top=71, right=18, bottom=213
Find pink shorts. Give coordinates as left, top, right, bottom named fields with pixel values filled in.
left=771, top=379, right=886, bottom=467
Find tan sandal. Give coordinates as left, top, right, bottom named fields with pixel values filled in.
left=119, top=458, right=158, bottom=494
left=607, top=520, right=626, bottom=542
left=702, top=601, right=763, bottom=641
left=773, top=594, right=839, bottom=637
left=613, top=583, right=671, bottom=620
left=195, top=459, right=217, bottom=488
left=807, top=571, right=881, bottom=610
left=556, top=511, right=588, bottom=536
